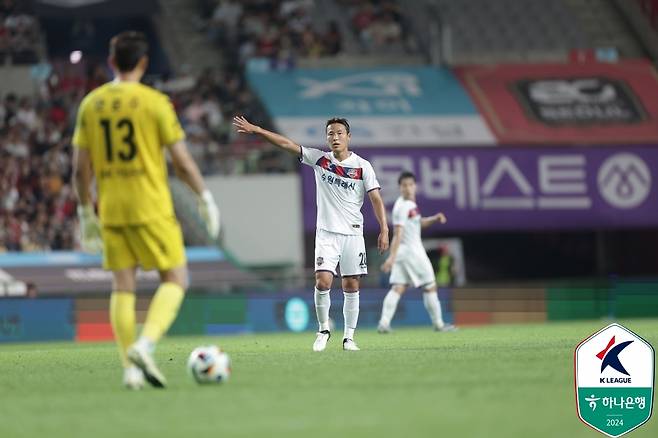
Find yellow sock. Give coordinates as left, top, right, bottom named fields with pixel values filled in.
left=109, top=291, right=136, bottom=368
left=141, top=282, right=185, bottom=343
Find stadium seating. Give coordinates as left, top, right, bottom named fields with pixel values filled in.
left=410, top=0, right=643, bottom=64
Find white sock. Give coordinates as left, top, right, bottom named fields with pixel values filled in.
left=423, top=291, right=445, bottom=328
left=314, top=288, right=331, bottom=331
left=343, top=291, right=359, bottom=340
left=379, top=289, right=401, bottom=326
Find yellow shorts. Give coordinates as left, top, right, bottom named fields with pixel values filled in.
left=102, top=216, right=186, bottom=271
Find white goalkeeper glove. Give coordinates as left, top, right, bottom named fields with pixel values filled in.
left=77, top=204, right=103, bottom=254
left=198, top=190, right=220, bottom=240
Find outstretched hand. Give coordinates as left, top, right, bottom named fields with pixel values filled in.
left=435, top=212, right=447, bottom=224
left=233, top=116, right=259, bottom=134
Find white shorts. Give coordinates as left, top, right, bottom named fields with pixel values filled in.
left=314, top=229, right=367, bottom=277
left=389, top=251, right=435, bottom=288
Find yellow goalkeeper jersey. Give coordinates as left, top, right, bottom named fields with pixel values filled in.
left=72, top=80, right=185, bottom=226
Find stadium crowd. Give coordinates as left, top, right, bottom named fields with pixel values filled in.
left=202, top=0, right=343, bottom=66
left=202, top=0, right=411, bottom=60
left=0, top=60, right=91, bottom=253
left=0, top=0, right=40, bottom=65
left=340, top=0, right=407, bottom=52
left=0, top=0, right=415, bottom=252
left=156, top=66, right=283, bottom=175
left=0, top=58, right=289, bottom=252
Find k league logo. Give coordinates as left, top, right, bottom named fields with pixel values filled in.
left=597, top=336, right=633, bottom=377
left=598, top=153, right=651, bottom=209
left=575, top=323, right=655, bottom=437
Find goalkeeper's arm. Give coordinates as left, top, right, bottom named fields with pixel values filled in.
left=168, top=140, right=220, bottom=239
left=72, top=147, right=103, bottom=253
left=73, top=147, right=93, bottom=208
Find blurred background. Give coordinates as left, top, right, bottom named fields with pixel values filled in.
left=1, top=0, right=658, bottom=342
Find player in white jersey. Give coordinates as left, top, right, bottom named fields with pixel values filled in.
left=378, top=171, right=456, bottom=333
left=233, top=116, right=389, bottom=351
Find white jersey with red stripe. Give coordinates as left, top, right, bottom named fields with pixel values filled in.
left=392, top=196, right=426, bottom=262
left=301, top=146, right=380, bottom=236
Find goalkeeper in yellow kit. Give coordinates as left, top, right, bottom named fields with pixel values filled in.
left=72, top=31, right=220, bottom=389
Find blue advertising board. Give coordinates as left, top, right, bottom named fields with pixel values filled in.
left=246, top=64, right=494, bottom=146
left=248, top=66, right=477, bottom=117
left=246, top=289, right=453, bottom=333
left=0, top=299, right=75, bottom=343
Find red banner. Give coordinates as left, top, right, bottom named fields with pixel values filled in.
left=456, top=61, right=658, bottom=144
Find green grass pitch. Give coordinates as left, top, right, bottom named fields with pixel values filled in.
left=1, top=320, right=656, bottom=438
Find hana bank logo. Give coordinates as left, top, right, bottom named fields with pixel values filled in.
left=297, top=73, right=421, bottom=99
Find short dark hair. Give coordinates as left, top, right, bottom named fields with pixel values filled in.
left=110, top=31, right=148, bottom=73
left=325, top=117, right=350, bottom=134
left=398, top=171, right=416, bottom=185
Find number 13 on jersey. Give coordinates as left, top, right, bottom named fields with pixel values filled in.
left=100, top=118, right=137, bottom=162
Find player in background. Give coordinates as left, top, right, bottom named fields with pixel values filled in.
left=72, top=31, right=220, bottom=389
left=233, top=115, right=388, bottom=351
left=378, top=171, right=456, bottom=333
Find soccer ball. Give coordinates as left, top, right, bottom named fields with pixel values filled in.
left=187, top=345, right=231, bottom=384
